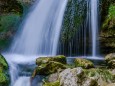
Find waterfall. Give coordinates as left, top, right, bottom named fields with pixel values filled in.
left=3, top=0, right=68, bottom=86
left=9, top=0, right=68, bottom=56
left=91, top=0, right=99, bottom=56
left=58, top=0, right=99, bottom=57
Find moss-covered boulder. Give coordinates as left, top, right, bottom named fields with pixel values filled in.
left=42, top=67, right=115, bottom=86
left=36, top=55, right=66, bottom=66
left=74, top=58, right=94, bottom=69
left=105, top=53, right=115, bottom=68
left=84, top=68, right=115, bottom=83
left=59, top=67, right=98, bottom=86
left=0, top=54, right=9, bottom=86
left=32, top=61, right=66, bottom=76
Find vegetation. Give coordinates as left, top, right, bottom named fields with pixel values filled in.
left=0, top=55, right=9, bottom=86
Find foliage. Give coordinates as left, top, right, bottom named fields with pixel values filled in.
left=0, top=14, right=20, bottom=32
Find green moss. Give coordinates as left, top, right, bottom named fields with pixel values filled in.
left=0, top=73, right=9, bottom=85
left=43, top=81, right=60, bottom=86
left=36, top=55, right=66, bottom=66
left=36, top=61, right=66, bottom=75
left=0, top=55, right=9, bottom=86
left=0, top=55, right=8, bottom=70
left=84, top=68, right=115, bottom=82
left=74, top=58, right=94, bottom=69
left=108, top=5, right=115, bottom=18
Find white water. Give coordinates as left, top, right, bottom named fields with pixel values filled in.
left=4, top=0, right=68, bottom=86
left=91, top=0, right=98, bottom=56
left=10, top=0, right=68, bottom=56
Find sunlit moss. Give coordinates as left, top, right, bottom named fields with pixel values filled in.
left=43, top=81, right=60, bottom=86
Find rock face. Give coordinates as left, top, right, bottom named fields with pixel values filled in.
left=0, top=54, right=9, bottom=86
left=100, top=1, right=115, bottom=55
left=74, top=58, right=94, bottom=69
left=105, top=53, right=115, bottom=68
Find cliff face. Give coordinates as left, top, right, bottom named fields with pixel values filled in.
left=100, top=0, right=115, bottom=55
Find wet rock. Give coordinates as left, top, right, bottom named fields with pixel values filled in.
left=105, top=53, right=115, bottom=68
left=36, top=55, right=66, bottom=66
left=0, top=54, right=9, bottom=86
left=33, top=61, right=66, bottom=76
left=74, top=58, right=94, bottom=69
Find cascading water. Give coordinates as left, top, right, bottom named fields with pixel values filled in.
left=91, top=0, right=99, bottom=56
left=58, top=0, right=99, bottom=57
left=10, top=0, right=68, bottom=56
left=3, top=0, right=68, bottom=86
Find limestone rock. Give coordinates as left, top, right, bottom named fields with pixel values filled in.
left=33, top=61, right=66, bottom=75
left=74, top=58, right=94, bottom=69
left=105, top=53, right=115, bottom=68
left=36, top=55, right=66, bottom=66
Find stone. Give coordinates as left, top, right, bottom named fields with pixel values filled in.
left=74, top=58, right=94, bottom=69
left=105, top=53, right=115, bottom=68
left=33, top=61, right=66, bottom=75
left=59, top=67, right=84, bottom=86
left=36, top=55, right=66, bottom=66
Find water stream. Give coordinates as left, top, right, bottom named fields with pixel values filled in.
left=91, top=0, right=99, bottom=56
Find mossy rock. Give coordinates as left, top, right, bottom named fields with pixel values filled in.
left=0, top=55, right=8, bottom=70
left=105, top=53, right=115, bottom=68
left=43, top=80, right=60, bottom=86
left=74, top=58, right=94, bottom=69
left=0, top=54, right=9, bottom=86
left=33, top=61, right=66, bottom=76
left=36, top=55, right=66, bottom=66
left=0, top=72, right=9, bottom=86
left=84, top=68, right=115, bottom=83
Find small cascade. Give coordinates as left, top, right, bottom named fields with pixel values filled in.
left=58, top=0, right=99, bottom=57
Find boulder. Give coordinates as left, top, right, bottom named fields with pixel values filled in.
left=47, top=73, right=59, bottom=82
left=32, top=61, right=66, bottom=76
left=105, top=53, right=115, bottom=68
left=59, top=67, right=84, bottom=86
left=36, top=55, right=66, bottom=66
left=74, top=58, right=94, bottom=69
left=59, top=67, right=97, bottom=86
left=0, top=54, right=9, bottom=86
